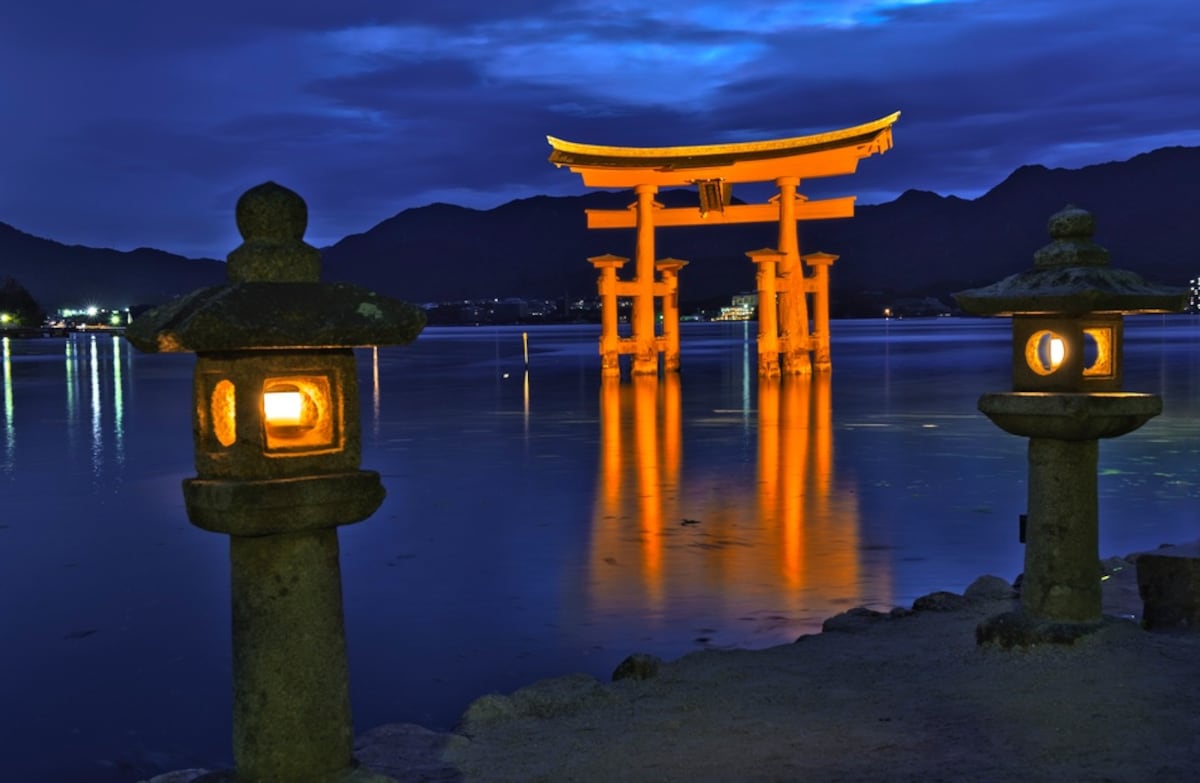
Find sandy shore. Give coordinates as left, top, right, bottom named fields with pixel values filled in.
left=147, top=556, right=1200, bottom=783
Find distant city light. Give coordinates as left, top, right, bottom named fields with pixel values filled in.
left=54, top=305, right=130, bottom=330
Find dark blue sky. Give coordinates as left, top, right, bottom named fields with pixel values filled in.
left=3, top=0, right=1197, bottom=259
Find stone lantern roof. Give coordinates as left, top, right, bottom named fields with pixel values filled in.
left=126, top=181, right=425, bottom=353
left=953, top=205, right=1187, bottom=317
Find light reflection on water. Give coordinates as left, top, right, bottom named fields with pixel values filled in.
left=2, top=333, right=135, bottom=479
left=65, top=336, right=77, bottom=441
left=588, top=372, right=885, bottom=642
left=2, top=337, right=13, bottom=468
left=113, top=335, right=125, bottom=468
left=0, top=316, right=1196, bottom=782
left=89, top=334, right=103, bottom=476
left=3, top=337, right=12, bottom=468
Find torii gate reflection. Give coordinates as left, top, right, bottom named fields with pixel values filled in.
left=588, top=374, right=893, bottom=643
left=549, top=111, right=899, bottom=377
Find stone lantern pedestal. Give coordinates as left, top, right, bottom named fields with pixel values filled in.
left=978, top=392, right=1160, bottom=628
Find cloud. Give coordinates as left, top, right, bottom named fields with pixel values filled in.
left=0, top=0, right=1197, bottom=258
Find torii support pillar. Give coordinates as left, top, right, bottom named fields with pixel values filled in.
left=656, top=258, right=687, bottom=373
left=631, top=184, right=660, bottom=376
left=747, top=248, right=783, bottom=378
left=776, top=177, right=812, bottom=376
left=804, top=252, right=839, bottom=372
left=589, top=254, right=629, bottom=377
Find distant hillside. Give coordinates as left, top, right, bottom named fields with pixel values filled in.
left=322, top=145, right=1199, bottom=313
left=2, top=146, right=1197, bottom=314
left=802, top=145, right=1198, bottom=301
left=0, top=222, right=224, bottom=310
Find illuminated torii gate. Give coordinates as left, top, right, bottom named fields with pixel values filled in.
left=548, top=111, right=899, bottom=377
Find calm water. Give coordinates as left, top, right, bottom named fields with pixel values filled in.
left=2, top=317, right=1198, bottom=782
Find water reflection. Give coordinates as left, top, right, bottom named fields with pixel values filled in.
left=89, top=335, right=103, bottom=476
left=756, top=375, right=875, bottom=600
left=523, top=369, right=531, bottom=437
left=0, top=334, right=131, bottom=479
left=593, top=374, right=682, bottom=610
left=589, top=373, right=889, bottom=633
left=65, top=337, right=78, bottom=422
left=112, top=335, right=124, bottom=467
left=2, top=337, right=13, bottom=469
left=78, top=334, right=129, bottom=477
left=371, top=346, right=381, bottom=437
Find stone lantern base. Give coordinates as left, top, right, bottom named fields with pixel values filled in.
left=975, top=610, right=1113, bottom=648
left=975, top=392, right=1161, bottom=645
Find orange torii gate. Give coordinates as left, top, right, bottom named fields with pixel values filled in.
left=547, top=111, right=899, bottom=377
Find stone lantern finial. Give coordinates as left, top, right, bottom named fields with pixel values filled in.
left=1033, top=205, right=1110, bottom=269
left=227, top=181, right=322, bottom=283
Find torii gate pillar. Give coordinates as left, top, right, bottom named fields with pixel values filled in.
left=746, top=248, right=783, bottom=378
left=657, top=258, right=688, bottom=373
left=776, top=177, right=812, bottom=376
left=631, top=184, right=659, bottom=376
left=805, top=252, right=839, bottom=372
left=589, top=253, right=629, bottom=377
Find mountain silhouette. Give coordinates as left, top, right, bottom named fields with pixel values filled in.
left=0, top=221, right=224, bottom=310
left=1, top=146, right=1195, bottom=314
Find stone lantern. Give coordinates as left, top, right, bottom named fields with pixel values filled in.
left=954, top=205, right=1186, bottom=644
left=126, top=182, right=425, bottom=782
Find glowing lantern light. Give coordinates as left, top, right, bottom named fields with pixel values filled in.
left=1047, top=335, right=1065, bottom=369
left=259, top=375, right=335, bottom=452
left=211, top=379, right=237, bottom=448
left=263, top=389, right=303, bottom=424
left=1025, top=330, right=1067, bottom=375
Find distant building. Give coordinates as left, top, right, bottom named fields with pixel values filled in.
left=714, top=292, right=757, bottom=321
left=1189, top=277, right=1199, bottom=313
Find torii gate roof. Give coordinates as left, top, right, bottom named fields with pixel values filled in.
left=547, top=111, right=899, bottom=188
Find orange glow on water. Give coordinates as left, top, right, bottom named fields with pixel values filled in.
left=589, top=374, right=889, bottom=641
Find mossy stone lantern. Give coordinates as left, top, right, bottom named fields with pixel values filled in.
left=127, top=182, right=424, bottom=782
left=955, top=205, right=1185, bottom=644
